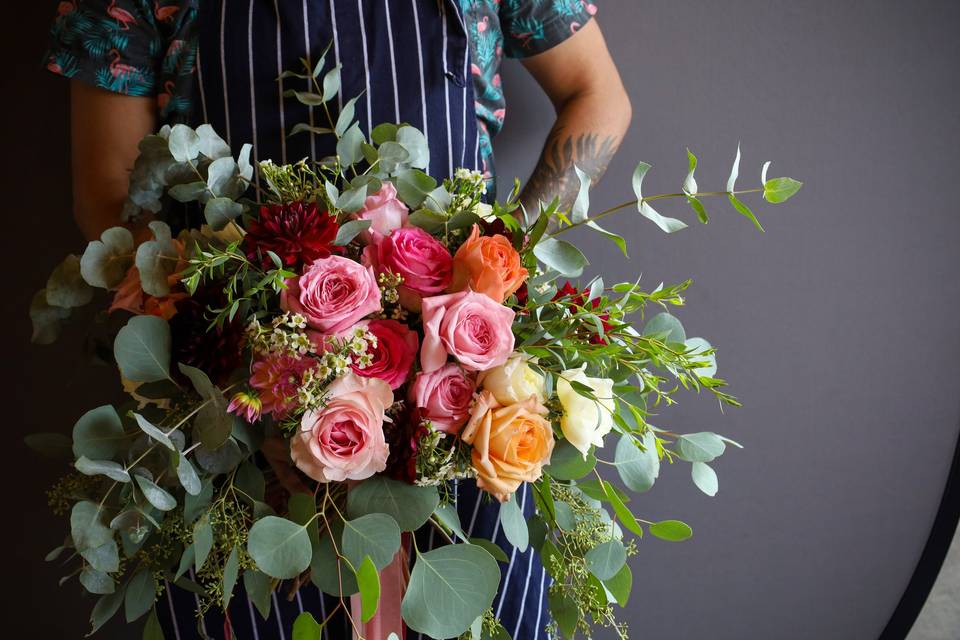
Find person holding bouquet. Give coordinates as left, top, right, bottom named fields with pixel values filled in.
left=45, top=0, right=631, bottom=637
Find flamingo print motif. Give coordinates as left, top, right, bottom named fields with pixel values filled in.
left=107, top=0, right=138, bottom=31
left=155, top=1, right=180, bottom=23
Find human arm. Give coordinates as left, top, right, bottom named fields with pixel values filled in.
left=518, top=20, right=632, bottom=217
left=70, top=80, right=157, bottom=241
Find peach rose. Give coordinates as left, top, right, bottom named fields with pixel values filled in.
left=461, top=391, right=555, bottom=501
left=449, top=225, right=528, bottom=302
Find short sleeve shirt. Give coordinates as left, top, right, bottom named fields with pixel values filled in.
left=45, top=0, right=594, bottom=180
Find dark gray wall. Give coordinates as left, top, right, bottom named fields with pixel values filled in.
left=493, top=1, right=960, bottom=638
left=3, top=1, right=959, bottom=638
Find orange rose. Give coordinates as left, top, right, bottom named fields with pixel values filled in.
left=450, top=225, right=528, bottom=302
left=461, top=390, right=555, bottom=501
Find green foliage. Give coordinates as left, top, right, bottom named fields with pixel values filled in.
left=247, top=516, right=313, bottom=579
left=649, top=520, right=693, bottom=542
left=73, top=405, right=125, bottom=460
left=342, top=513, right=402, bottom=570
left=402, top=544, right=501, bottom=639
left=113, top=316, right=172, bottom=383
left=357, top=555, right=382, bottom=623
left=347, top=476, right=440, bottom=532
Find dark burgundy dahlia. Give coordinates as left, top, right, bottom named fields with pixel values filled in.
left=243, top=201, right=340, bottom=270
left=169, top=287, right=245, bottom=385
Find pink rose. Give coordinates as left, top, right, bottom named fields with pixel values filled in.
left=410, top=363, right=476, bottom=434
left=362, top=227, right=453, bottom=310
left=350, top=319, right=419, bottom=390
left=290, top=372, right=393, bottom=482
left=281, top=255, right=381, bottom=334
left=356, top=182, right=409, bottom=237
left=420, top=290, right=516, bottom=373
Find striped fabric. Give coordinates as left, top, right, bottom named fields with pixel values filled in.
left=154, top=1, right=549, bottom=638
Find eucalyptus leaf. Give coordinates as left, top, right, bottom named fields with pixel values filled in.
left=728, top=193, right=764, bottom=232
left=293, top=612, right=322, bottom=640
left=46, top=254, right=94, bottom=308
left=194, top=516, right=214, bottom=571
left=335, top=97, right=359, bottom=137
left=401, top=544, right=500, bottom=639
left=125, top=569, right=156, bottom=622
left=222, top=546, right=240, bottom=609
left=468, top=538, right=509, bottom=563
left=168, top=124, right=200, bottom=163
left=499, top=494, right=529, bottom=552
left=396, top=126, right=430, bottom=169
left=89, top=587, right=126, bottom=635
left=614, top=433, right=660, bottom=493
left=347, top=476, right=439, bottom=532
left=632, top=162, right=688, bottom=233
left=727, top=143, right=741, bottom=192
left=81, top=226, right=135, bottom=289
left=311, top=519, right=359, bottom=596
left=143, top=607, right=165, bottom=640
left=342, top=513, right=402, bottom=570
left=176, top=456, right=202, bottom=496
left=133, top=414, right=175, bottom=451
left=81, top=540, right=121, bottom=573
left=72, top=500, right=113, bottom=551
left=676, top=432, right=726, bottom=463
left=196, top=124, right=232, bottom=159
left=73, top=405, right=125, bottom=460
left=603, top=563, right=633, bottom=608
left=691, top=461, right=719, bottom=496
left=585, top=539, right=627, bottom=581
left=357, top=555, right=381, bottom=623
left=204, top=197, right=245, bottom=230
left=80, top=567, right=115, bottom=595
left=643, top=312, right=686, bottom=343
left=533, top=237, right=588, bottom=277
left=77, top=456, right=131, bottom=483
left=334, top=219, right=372, bottom=246
left=244, top=570, right=274, bottom=620
left=545, top=440, right=596, bottom=481
left=135, top=475, right=177, bottom=511
left=135, top=221, right=178, bottom=297
left=29, top=289, right=71, bottom=344
left=337, top=122, right=365, bottom=167
left=763, top=176, right=803, bottom=203
left=684, top=337, right=718, bottom=378
left=394, top=169, right=436, bottom=208
left=248, top=516, right=313, bottom=579
left=114, top=316, right=172, bottom=383
left=683, top=148, right=699, bottom=195
left=649, top=520, right=693, bottom=542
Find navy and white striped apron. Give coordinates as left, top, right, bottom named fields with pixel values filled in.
left=158, top=2, right=549, bottom=638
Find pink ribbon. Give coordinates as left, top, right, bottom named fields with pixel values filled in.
left=350, top=532, right=411, bottom=640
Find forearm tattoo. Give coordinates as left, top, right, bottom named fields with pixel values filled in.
left=519, top=126, right=621, bottom=218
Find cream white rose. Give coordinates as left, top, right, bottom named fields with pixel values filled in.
left=478, top=354, right=546, bottom=406
left=557, top=367, right=615, bottom=458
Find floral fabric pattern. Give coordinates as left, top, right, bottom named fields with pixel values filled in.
left=44, top=0, right=594, bottom=177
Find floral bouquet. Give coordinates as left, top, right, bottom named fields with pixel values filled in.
left=28, top=59, right=801, bottom=640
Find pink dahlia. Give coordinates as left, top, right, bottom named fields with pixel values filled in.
left=249, top=354, right=312, bottom=418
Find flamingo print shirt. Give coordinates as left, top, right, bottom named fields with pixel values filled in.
left=45, top=0, right=596, bottom=180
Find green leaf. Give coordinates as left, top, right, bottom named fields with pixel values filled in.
left=347, top=476, right=439, bottom=532
left=342, top=513, right=402, bottom=570
left=289, top=123, right=333, bottom=137
left=378, top=141, right=411, bottom=173
left=337, top=186, right=369, bottom=212
left=570, top=165, right=591, bottom=223
left=222, top=546, right=240, bottom=609
left=335, top=97, right=359, bottom=137
left=73, top=405, right=125, bottom=460
left=125, top=569, right=156, bottom=622
left=614, top=433, right=660, bottom=493
left=311, top=519, right=359, bottom=596
left=337, top=122, right=365, bottom=167
left=533, top=237, right=588, bottom=277
left=194, top=437, right=243, bottom=474
left=80, top=567, right=115, bottom=595
left=545, top=440, right=596, bottom=481
left=499, top=494, right=529, bottom=552
left=394, top=169, right=437, bottom=208
left=287, top=492, right=319, bottom=545
left=585, top=539, right=626, bottom=580
left=184, top=480, right=213, bottom=525
left=603, top=563, right=633, bottom=608
left=180, top=364, right=232, bottom=449
left=77, top=456, right=131, bottom=483
left=142, top=607, right=165, bottom=640
left=114, top=316, right=172, bottom=383
left=469, top=538, right=509, bottom=563
left=726, top=143, right=741, bottom=193
left=207, top=156, right=241, bottom=199
left=176, top=456, right=202, bottom=496
left=244, top=570, right=274, bottom=620
left=601, top=479, right=644, bottom=538
left=47, top=254, right=94, bottom=308
left=763, top=176, right=803, bottom=203
left=643, top=312, right=686, bottom=342
left=30, top=289, right=71, bottom=344
left=527, top=515, right=548, bottom=552
left=322, top=63, right=341, bottom=101
left=632, top=162, right=688, bottom=233
left=402, top=544, right=501, bottom=639
left=691, top=461, right=719, bottom=496
left=675, top=432, right=726, bottom=462
left=90, top=587, right=126, bottom=635
left=356, top=556, right=381, bottom=623
left=72, top=501, right=113, bottom=551
left=135, top=221, right=178, bottom=298
left=287, top=90, right=324, bottom=106
left=396, top=126, right=430, bottom=169
left=80, top=226, right=135, bottom=289
left=196, top=123, right=231, bottom=159
left=204, top=197, right=245, bottom=230
left=407, top=207, right=448, bottom=233
left=683, top=148, right=698, bottom=195
left=686, top=195, right=709, bottom=224
left=684, top=337, right=718, bottom=377
left=334, top=219, right=371, bottom=246
left=193, top=516, right=214, bottom=571
left=81, top=539, right=121, bottom=573
left=248, top=516, right=313, bottom=579
left=548, top=590, right=578, bottom=639
left=135, top=475, right=177, bottom=511
left=728, top=193, right=764, bottom=232
left=292, top=612, right=322, bottom=640
left=174, top=545, right=194, bottom=581
left=168, top=124, right=200, bottom=162
left=434, top=503, right=467, bottom=541
left=133, top=414, right=175, bottom=451
left=649, top=520, right=693, bottom=542
left=372, top=123, right=398, bottom=144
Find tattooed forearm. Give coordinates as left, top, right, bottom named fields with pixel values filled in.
left=519, top=125, right=621, bottom=219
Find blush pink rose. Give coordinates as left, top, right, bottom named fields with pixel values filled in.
left=409, top=363, right=476, bottom=434
left=281, top=255, right=381, bottom=334
left=349, top=319, right=419, bottom=390
left=356, top=182, right=409, bottom=237
left=290, top=372, right=393, bottom=482
left=420, top=290, right=516, bottom=373
left=362, top=227, right=453, bottom=310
